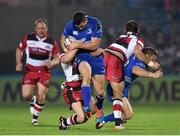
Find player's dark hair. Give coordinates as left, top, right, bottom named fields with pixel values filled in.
left=142, top=47, right=158, bottom=56
left=34, top=18, right=48, bottom=27
left=125, top=20, right=139, bottom=34
left=73, top=11, right=86, bottom=25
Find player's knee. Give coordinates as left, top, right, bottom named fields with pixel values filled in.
left=96, top=90, right=105, bottom=97
left=22, top=94, right=33, bottom=101
left=82, top=76, right=91, bottom=84
left=125, top=111, right=134, bottom=120
left=77, top=114, right=86, bottom=123
left=36, top=95, right=45, bottom=104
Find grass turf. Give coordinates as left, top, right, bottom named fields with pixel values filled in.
left=0, top=104, right=180, bottom=135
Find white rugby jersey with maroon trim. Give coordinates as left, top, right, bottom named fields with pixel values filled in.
left=61, top=62, right=81, bottom=82
left=18, top=33, right=59, bottom=71
left=107, top=32, right=144, bottom=60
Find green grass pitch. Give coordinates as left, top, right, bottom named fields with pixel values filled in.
left=0, top=104, right=180, bottom=135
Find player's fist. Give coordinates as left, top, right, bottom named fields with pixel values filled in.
left=16, top=63, right=23, bottom=72
left=45, top=60, right=53, bottom=69
left=153, top=70, right=163, bottom=78
left=148, top=61, right=160, bottom=70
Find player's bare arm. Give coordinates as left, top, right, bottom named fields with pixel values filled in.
left=134, top=45, right=160, bottom=69
left=60, top=35, right=69, bottom=53
left=45, top=49, right=78, bottom=68
left=70, top=37, right=101, bottom=51
left=15, top=48, right=23, bottom=72
left=132, top=66, right=163, bottom=78
left=60, top=49, right=78, bottom=63
left=90, top=48, right=104, bottom=56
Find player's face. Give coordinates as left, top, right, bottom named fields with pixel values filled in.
left=75, top=18, right=88, bottom=30
left=35, top=22, right=48, bottom=38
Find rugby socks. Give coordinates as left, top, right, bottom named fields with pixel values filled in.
left=106, top=83, right=114, bottom=102
left=81, top=85, right=91, bottom=109
left=104, top=113, right=114, bottom=123
left=29, top=96, right=35, bottom=107
left=96, top=94, right=104, bottom=110
left=113, top=99, right=123, bottom=126
left=66, top=114, right=79, bottom=125
left=33, top=102, right=45, bottom=119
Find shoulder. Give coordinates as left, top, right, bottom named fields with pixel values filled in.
left=65, top=20, right=73, bottom=29
left=26, top=32, right=36, bottom=40
left=134, top=57, right=145, bottom=69
left=87, top=16, right=102, bottom=25
left=45, top=36, right=56, bottom=45
left=137, top=37, right=144, bottom=47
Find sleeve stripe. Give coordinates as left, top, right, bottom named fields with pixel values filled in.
left=59, top=53, right=65, bottom=60
left=137, top=40, right=144, bottom=48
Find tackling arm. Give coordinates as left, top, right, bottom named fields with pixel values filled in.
left=134, top=45, right=160, bottom=69
left=70, top=37, right=101, bottom=51
left=60, top=49, right=78, bottom=63
left=60, top=35, right=69, bottom=53
left=132, top=66, right=163, bottom=78
left=46, top=49, right=78, bottom=68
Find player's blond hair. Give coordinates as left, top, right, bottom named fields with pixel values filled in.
left=34, top=18, right=48, bottom=28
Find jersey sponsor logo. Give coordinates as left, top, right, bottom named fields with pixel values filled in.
left=96, top=23, right=102, bottom=30
left=72, top=31, right=78, bottom=35
left=82, top=38, right=86, bottom=42
left=112, top=76, right=120, bottom=80
left=87, top=28, right=92, bottom=34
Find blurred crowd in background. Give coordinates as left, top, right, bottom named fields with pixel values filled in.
left=0, top=0, right=179, bottom=75
left=103, top=0, right=180, bottom=75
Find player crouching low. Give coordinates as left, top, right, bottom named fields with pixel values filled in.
left=96, top=47, right=163, bottom=129
left=59, top=79, right=96, bottom=130
left=46, top=48, right=97, bottom=130
left=58, top=59, right=97, bottom=130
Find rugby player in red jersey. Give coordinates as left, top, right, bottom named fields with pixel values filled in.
left=104, top=20, right=160, bottom=129
left=15, top=18, right=60, bottom=125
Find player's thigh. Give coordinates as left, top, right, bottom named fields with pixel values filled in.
left=78, top=61, right=92, bottom=84
left=22, top=84, right=36, bottom=99
left=92, top=74, right=105, bottom=95
left=122, top=97, right=133, bottom=120
left=90, top=96, right=96, bottom=114
left=110, top=81, right=124, bottom=98
left=36, top=72, right=51, bottom=99
left=36, top=82, right=48, bottom=101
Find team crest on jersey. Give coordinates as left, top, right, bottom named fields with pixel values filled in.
left=73, top=31, right=78, bottom=35
left=87, top=28, right=92, bottom=34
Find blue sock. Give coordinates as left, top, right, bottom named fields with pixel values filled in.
left=106, top=83, right=114, bottom=103
left=96, top=94, right=104, bottom=110
left=81, top=85, right=91, bottom=109
left=104, top=113, right=114, bottom=123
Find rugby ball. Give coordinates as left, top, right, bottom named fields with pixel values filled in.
left=64, top=36, right=77, bottom=46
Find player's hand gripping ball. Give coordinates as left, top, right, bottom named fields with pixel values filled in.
left=64, top=36, right=77, bottom=47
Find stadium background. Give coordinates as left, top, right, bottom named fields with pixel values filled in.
left=0, top=0, right=180, bottom=135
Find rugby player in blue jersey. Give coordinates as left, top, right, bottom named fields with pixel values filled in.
left=60, top=11, right=105, bottom=123
left=96, top=47, right=163, bottom=129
